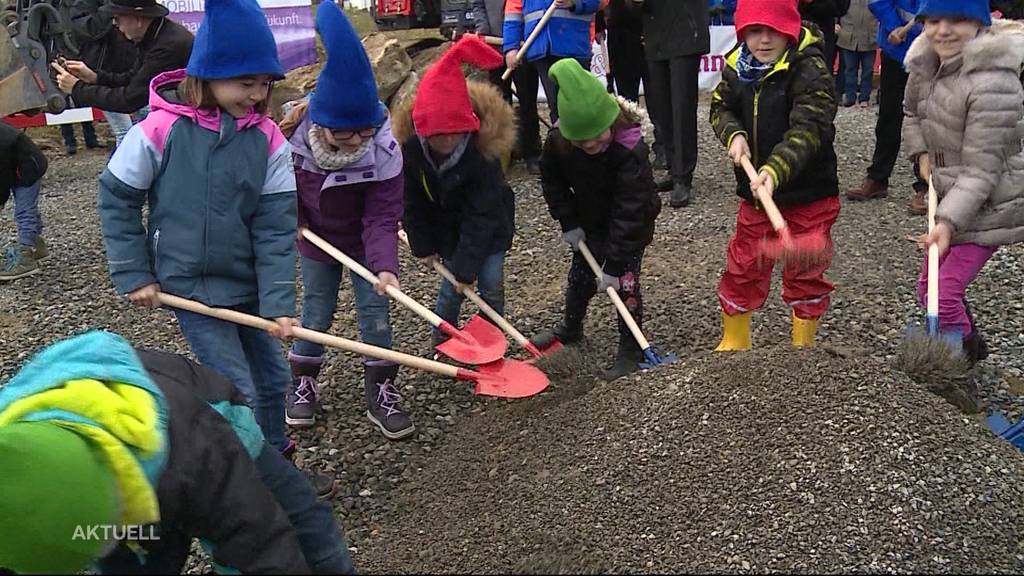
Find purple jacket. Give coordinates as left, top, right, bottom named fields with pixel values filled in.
left=290, top=114, right=404, bottom=275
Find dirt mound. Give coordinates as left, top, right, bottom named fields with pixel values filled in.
left=356, top=348, right=1024, bottom=573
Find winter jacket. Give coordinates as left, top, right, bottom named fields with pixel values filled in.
left=868, top=0, right=921, bottom=65
left=98, top=69, right=298, bottom=319
left=69, top=0, right=137, bottom=74
left=286, top=103, right=404, bottom=275
left=710, top=24, right=839, bottom=206
left=837, top=0, right=878, bottom=52
left=902, top=20, right=1024, bottom=247
left=72, top=17, right=193, bottom=113
left=503, top=0, right=602, bottom=62
left=0, top=331, right=310, bottom=572
left=633, top=0, right=710, bottom=61
left=473, top=0, right=506, bottom=36
left=540, top=98, right=661, bottom=275
left=393, top=80, right=516, bottom=284
left=0, top=123, right=47, bottom=209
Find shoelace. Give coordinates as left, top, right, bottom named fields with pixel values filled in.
left=292, top=376, right=317, bottom=405
left=376, top=379, right=403, bottom=418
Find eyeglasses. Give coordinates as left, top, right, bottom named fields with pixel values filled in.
left=330, top=127, right=377, bottom=141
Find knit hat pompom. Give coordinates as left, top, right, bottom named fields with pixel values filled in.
left=412, top=35, right=503, bottom=137
left=549, top=59, right=621, bottom=142
left=918, top=0, right=992, bottom=26
left=735, top=0, right=802, bottom=46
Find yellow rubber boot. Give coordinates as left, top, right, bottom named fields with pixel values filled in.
left=714, top=311, right=752, bottom=352
left=792, top=311, right=819, bottom=348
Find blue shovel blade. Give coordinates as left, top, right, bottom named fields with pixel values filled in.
left=639, top=347, right=678, bottom=370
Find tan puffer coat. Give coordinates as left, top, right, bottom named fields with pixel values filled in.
left=903, top=19, right=1024, bottom=246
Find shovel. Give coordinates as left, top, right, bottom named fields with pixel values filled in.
left=398, top=230, right=558, bottom=360
left=501, top=1, right=558, bottom=82
left=576, top=239, right=677, bottom=370
left=300, top=228, right=507, bottom=365
left=738, top=155, right=828, bottom=268
left=157, top=293, right=548, bottom=399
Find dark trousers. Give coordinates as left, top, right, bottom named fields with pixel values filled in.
left=512, top=59, right=542, bottom=161
left=534, top=55, right=590, bottom=124
left=563, top=246, right=644, bottom=339
left=868, top=54, right=910, bottom=182
left=60, top=121, right=98, bottom=149
left=610, top=53, right=647, bottom=103
left=646, top=55, right=700, bottom=186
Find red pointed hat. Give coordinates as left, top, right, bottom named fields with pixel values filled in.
left=735, top=0, right=802, bottom=46
left=413, top=35, right=503, bottom=137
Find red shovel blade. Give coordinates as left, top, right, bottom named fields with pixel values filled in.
left=524, top=338, right=563, bottom=364
left=459, top=358, right=550, bottom=398
left=435, top=315, right=508, bottom=365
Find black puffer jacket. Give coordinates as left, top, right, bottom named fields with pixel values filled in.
left=634, top=0, right=710, bottom=60
left=394, top=80, right=517, bottom=284
left=540, top=98, right=660, bottom=276
left=69, top=0, right=137, bottom=74
left=709, top=24, right=839, bottom=206
left=72, top=17, right=193, bottom=113
left=0, top=123, right=47, bottom=209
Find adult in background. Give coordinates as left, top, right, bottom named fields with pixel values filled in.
left=595, top=0, right=646, bottom=105
left=845, top=0, right=928, bottom=215
left=69, top=0, right=140, bottom=147
left=798, top=0, right=851, bottom=77
left=632, top=0, right=710, bottom=208
left=836, top=0, right=878, bottom=107
left=50, top=0, right=193, bottom=116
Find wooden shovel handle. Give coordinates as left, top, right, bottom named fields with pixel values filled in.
left=300, top=228, right=446, bottom=329
left=501, top=2, right=558, bottom=81
left=575, top=239, right=652, bottom=350
left=738, top=155, right=788, bottom=233
left=157, top=293, right=460, bottom=378
left=927, top=177, right=939, bottom=319
left=398, top=231, right=530, bottom=347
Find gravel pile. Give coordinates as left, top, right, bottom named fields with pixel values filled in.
left=2, top=102, right=1023, bottom=573
left=357, top=348, right=1024, bottom=573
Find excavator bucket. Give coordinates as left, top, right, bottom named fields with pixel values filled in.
left=0, top=30, right=48, bottom=117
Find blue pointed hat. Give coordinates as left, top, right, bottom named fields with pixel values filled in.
left=309, top=0, right=386, bottom=129
left=186, top=0, right=285, bottom=80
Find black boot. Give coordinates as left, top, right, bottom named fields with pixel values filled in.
left=530, top=320, right=584, bottom=350
left=655, top=175, right=674, bottom=192
left=669, top=182, right=692, bottom=208
left=602, top=333, right=643, bottom=381
left=652, top=144, right=668, bottom=171
left=962, top=303, right=989, bottom=365
left=365, top=362, right=415, bottom=440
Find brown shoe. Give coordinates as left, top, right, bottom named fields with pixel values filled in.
left=908, top=188, right=927, bottom=215
left=846, top=178, right=888, bottom=201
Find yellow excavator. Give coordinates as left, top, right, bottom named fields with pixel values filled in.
left=1, top=0, right=79, bottom=117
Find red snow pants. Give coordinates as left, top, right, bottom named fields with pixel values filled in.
left=718, top=196, right=840, bottom=319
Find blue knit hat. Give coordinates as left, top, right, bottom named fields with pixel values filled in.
left=918, top=0, right=992, bottom=26
left=186, top=0, right=285, bottom=80
left=309, top=0, right=386, bottom=129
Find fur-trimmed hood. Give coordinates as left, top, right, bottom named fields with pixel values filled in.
left=905, top=18, right=1024, bottom=77
left=613, top=94, right=654, bottom=137
left=392, top=79, right=516, bottom=161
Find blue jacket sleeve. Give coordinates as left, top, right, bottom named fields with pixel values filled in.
left=574, top=0, right=602, bottom=15
left=251, top=190, right=298, bottom=319
left=503, top=0, right=524, bottom=52
left=98, top=169, right=157, bottom=294
left=869, top=0, right=907, bottom=35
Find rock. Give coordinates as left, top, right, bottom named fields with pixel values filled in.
left=363, top=32, right=412, bottom=103
left=389, top=71, right=419, bottom=114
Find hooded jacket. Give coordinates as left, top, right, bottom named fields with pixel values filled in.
left=540, top=97, right=660, bottom=275
left=283, top=100, right=404, bottom=274
left=869, top=0, right=921, bottom=64
left=392, top=79, right=516, bottom=284
left=98, top=69, right=298, bottom=319
left=903, top=19, right=1024, bottom=247
left=0, top=331, right=309, bottom=572
left=710, top=23, right=840, bottom=206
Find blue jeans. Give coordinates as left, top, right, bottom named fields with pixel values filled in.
left=292, top=256, right=393, bottom=358
left=60, top=121, right=98, bottom=148
left=174, top=303, right=289, bottom=451
left=434, top=252, right=505, bottom=335
left=103, top=111, right=135, bottom=147
left=12, top=180, right=42, bottom=246
left=96, top=443, right=355, bottom=574
left=843, top=48, right=875, bottom=104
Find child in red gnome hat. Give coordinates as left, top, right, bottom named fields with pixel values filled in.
left=393, top=35, right=516, bottom=350
left=709, top=0, right=840, bottom=352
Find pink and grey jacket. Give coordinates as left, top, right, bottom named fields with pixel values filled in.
left=290, top=112, right=403, bottom=276
left=97, top=69, right=298, bottom=319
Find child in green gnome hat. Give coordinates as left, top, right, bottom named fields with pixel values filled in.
left=530, top=58, right=661, bottom=381
left=0, top=331, right=354, bottom=574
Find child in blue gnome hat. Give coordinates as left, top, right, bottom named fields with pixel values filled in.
left=97, top=0, right=301, bottom=461
left=0, top=331, right=354, bottom=574
left=278, top=1, right=412, bottom=441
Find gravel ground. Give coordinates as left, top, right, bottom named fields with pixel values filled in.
left=2, top=102, right=1023, bottom=573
